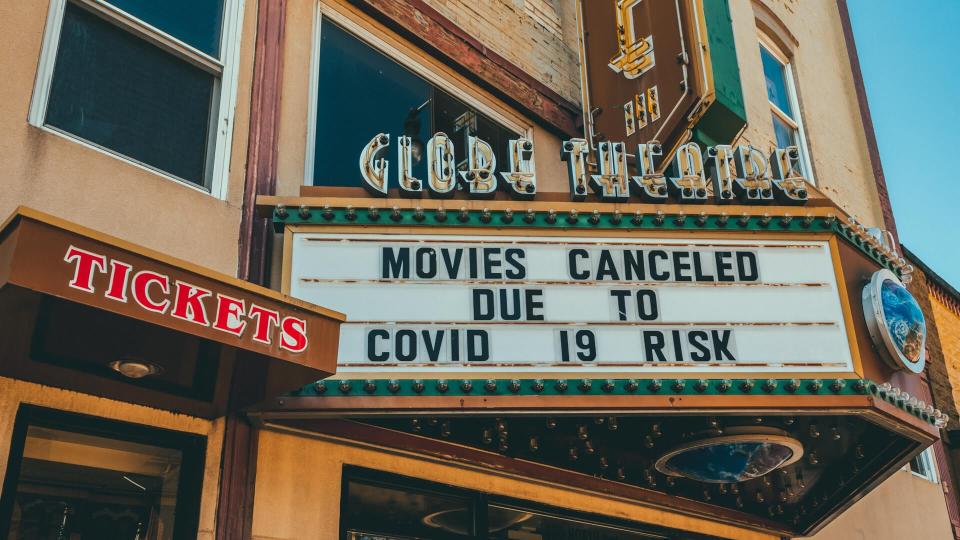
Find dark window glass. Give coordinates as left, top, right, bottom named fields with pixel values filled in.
left=760, top=46, right=792, bottom=118
left=0, top=408, right=205, bottom=540
left=345, top=478, right=474, bottom=539
left=909, top=451, right=934, bottom=479
left=487, top=505, right=669, bottom=540
left=909, top=455, right=924, bottom=475
left=106, top=0, right=224, bottom=56
left=313, top=20, right=520, bottom=188
left=341, top=468, right=711, bottom=540
left=46, top=3, right=216, bottom=187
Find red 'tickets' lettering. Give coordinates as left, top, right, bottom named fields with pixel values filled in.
left=171, top=281, right=212, bottom=325
left=132, top=271, right=171, bottom=313
left=61, top=247, right=307, bottom=353
left=213, top=295, right=247, bottom=336
left=247, top=304, right=281, bottom=344
left=64, top=245, right=107, bottom=293
left=279, top=316, right=308, bottom=353
left=105, top=260, right=132, bottom=302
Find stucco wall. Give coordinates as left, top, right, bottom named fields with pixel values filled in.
left=806, top=468, right=953, bottom=540
left=729, top=0, right=884, bottom=228
left=0, top=0, right=258, bottom=276
left=0, top=376, right=224, bottom=539
left=250, top=427, right=778, bottom=540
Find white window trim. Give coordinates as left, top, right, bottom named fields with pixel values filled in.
left=758, top=39, right=815, bottom=186
left=907, top=447, right=939, bottom=483
left=28, top=0, right=245, bottom=199
left=305, top=2, right=534, bottom=185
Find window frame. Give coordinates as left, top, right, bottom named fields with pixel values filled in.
left=908, top=447, right=939, bottom=483
left=757, top=36, right=815, bottom=185
left=0, top=404, right=207, bottom=539
left=28, top=0, right=245, bottom=198
left=305, top=2, right=534, bottom=185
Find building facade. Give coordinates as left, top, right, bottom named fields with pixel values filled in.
left=0, top=0, right=954, bottom=539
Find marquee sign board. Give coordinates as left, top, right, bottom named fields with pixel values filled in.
left=287, top=231, right=855, bottom=378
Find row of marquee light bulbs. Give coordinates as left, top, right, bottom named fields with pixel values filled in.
left=274, top=204, right=916, bottom=282
left=875, top=382, right=950, bottom=428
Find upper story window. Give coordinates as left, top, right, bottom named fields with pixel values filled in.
left=308, top=15, right=526, bottom=188
left=759, top=40, right=814, bottom=182
left=29, top=0, right=243, bottom=195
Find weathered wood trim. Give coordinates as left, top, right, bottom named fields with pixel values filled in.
left=215, top=414, right=259, bottom=540
left=344, top=0, right=582, bottom=137
left=238, top=0, right=287, bottom=285
left=227, top=0, right=289, bottom=537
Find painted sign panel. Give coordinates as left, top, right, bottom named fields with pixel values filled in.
left=288, top=232, right=854, bottom=377
left=579, top=0, right=707, bottom=158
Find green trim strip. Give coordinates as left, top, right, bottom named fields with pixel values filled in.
left=272, top=206, right=902, bottom=276
left=287, top=378, right=939, bottom=426
left=273, top=206, right=829, bottom=232
left=834, top=220, right=897, bottom=272
left=297, top=377, right=864, bottom=398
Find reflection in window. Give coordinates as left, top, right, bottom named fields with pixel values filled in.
left=761, top=47, right=792, bottom=118
left=46, top=4, right=216, bottom=186
left=342, top=469, right=704, bottom=540
left=758, top=42, right=813, bottom=182
left=345, top=478, right=474, bottom=539
left=909, top=448, right=938, bottom=483
left=487, top=505, right=669, bottom=540
left=36, top=0, right=236, bottom=190
left=312, top=20, right=520, bottom=188
left=1, top=409, right=204, bottom=540
left=103, top=0, right=224, bottom=56
left=771, top=113, right=796, bottom=148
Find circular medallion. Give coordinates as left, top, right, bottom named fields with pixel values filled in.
left=861, top=269, right=926, bottom=373
left=654, top=430, right=804, bottom=483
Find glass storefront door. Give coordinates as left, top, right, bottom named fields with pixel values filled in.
left=0, top=406, right=206, bottom=540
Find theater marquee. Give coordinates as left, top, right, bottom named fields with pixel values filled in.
left=287, top=231, right=855, bottom=378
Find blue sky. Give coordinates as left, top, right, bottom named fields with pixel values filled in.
left=848, top=1, right=960, bottom=289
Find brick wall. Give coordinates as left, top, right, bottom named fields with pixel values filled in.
left=913, top=271, right=960, bottom=429
left=422, top=0, right=582, bottom=104
left=930, top=281, right=960, bottom=427
left=908, top=261, right=960, bottom=538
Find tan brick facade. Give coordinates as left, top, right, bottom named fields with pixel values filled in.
left=422, top=0, right=582, bottom=103
left=931, top=288, right=960, bottom=416
left=911, top=272, right=960, bottom=430
left=905, top=251, right=960, bottom=538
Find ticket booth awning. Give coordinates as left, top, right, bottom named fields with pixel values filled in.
left=0, top=207, right=344, bottom=419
